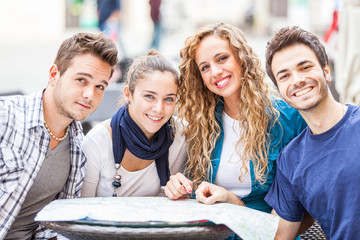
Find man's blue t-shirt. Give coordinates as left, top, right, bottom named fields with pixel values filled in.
left=265, top=105, right=360, bottom=239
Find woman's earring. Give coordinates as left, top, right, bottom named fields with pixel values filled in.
left=126, top=101, right=130, bottom=105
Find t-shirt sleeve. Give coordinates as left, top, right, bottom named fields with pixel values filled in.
left=80, top=124, right=110, bottom=197
left=265, top=160, right=305, bottom=222
left=168, top=117, right=187, bottom=175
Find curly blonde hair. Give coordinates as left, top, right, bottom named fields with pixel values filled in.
left=177, top=23, right=279, bottom=188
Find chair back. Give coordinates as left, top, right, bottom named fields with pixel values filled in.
left=300, top=221, right=327, bottom=240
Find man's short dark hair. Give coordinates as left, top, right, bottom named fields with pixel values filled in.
left=265, top=26, right=329, bottom=87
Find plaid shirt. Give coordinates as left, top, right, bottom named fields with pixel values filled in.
left=0, top=90, right=86, bottom=239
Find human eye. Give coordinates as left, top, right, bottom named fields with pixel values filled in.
left=164, top=97, right=175, bottom=103
left=302, top=65, right=312, bottom=71
left=218, top=55, right=228, bottom=62
left=199, top=65, right=209, bottom=72
left=144, top=94, right=155, bottom=100
left=96, top=85, right=106, bottom=91
left=77, top=78, right=86, bottom=83
left=278, top=74, right=289, bottom=81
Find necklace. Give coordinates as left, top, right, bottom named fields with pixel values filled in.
left=44, top=121, right=69, bottom=141
left=112, top=163, right=122, bottom=197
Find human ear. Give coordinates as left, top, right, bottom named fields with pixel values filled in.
left=123, top=85, right=131, bottom=104
left=48, top=64, right=60, bottom=86
left=324, top=65, right=332, bottom=83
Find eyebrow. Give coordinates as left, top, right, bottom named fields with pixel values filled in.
left=143, top=90, right=177, bottom=96
left=275, top=60, right=310, bottom=78
left=77, top=72, right=109, bottom=86
left=275, top=69, right=287, bottom=78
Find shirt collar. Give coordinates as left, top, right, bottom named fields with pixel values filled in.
left=26, top=88, right=46, bottom=130
left=69, top=119, right=84, bottom=146
left=26, top=89, right=84, bottom=144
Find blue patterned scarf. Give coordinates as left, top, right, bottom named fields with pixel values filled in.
left=110, top=106, right=173, bottom=186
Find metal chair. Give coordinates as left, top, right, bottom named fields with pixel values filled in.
left=0, top=91, right=24, bottom=96
left=300, top=221, right=327, bottom=240
left=44, top=221, right=234, bottom=240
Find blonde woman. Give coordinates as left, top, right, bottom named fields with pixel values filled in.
left=164, top=23, right=306, bottom=214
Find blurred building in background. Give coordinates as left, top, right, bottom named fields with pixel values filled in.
left=0, top=0, right=342, bottom=100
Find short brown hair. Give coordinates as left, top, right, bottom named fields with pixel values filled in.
left=265, top=26, right=329, bottom=87
left=54, top=32, right=118, bottom=76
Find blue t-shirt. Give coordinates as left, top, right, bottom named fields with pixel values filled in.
left=265, top=105, right=360, bottom=239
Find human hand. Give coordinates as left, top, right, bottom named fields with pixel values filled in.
left=195, top=181, right=245, bottom=206
left=163, top=173, right=193, bottom=200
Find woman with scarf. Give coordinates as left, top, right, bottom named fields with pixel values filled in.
left=81, top=50, right=186, bottom=197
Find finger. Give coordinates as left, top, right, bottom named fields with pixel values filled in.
left=163, top=186, right=179, bottom=200
left=178, top=193, right=190, bottom=200
left=204, top=185, right=231, bottom=204
left=181, top=180, right=193, bottom=194
left=174, top=173, right=193, bottom=193
left=195, top=190, right=207, bottom=204
left=169, top=175, right=189, bottom=195
left=165, top=178, right=189, bottom=199
left=204, top=195, right=218, bottom=205
left=195, top=184, right=211, bottom=204
left=204, top=189, right=225, bottom=205
left=164, top=184, right=186, bottom=200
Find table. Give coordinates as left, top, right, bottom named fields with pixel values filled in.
left=36, top=197, right=279, bottom=239
left=43, top=220, right=234, bottom=240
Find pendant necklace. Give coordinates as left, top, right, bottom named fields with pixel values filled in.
left=112, top=163, right=122, bottom=197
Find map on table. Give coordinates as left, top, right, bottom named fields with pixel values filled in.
left=35, top=197, right=279, bottom=240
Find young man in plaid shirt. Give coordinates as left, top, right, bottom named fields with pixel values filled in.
left=0, top=32, right=118, bottom=239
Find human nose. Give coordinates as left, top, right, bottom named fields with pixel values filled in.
left=82, top=86, right=94, bottom=100
left=152, top=99, right=164, bottom=112
left=212, top=64, right=223, bottom=78
left=292, top=71, right=306, bottom=86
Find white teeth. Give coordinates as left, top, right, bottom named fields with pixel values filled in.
left=216, top=77, right=229, bottom=86
left=295, top=87, right=312, bottom=97
left=147, top=115, right=161, bottom=121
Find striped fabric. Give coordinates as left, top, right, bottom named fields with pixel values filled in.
left=0, top=90, right=86, bottom=239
